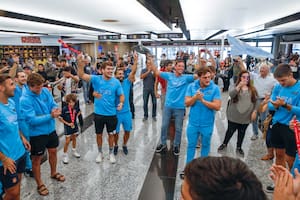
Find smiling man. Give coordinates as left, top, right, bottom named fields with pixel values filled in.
left=184, top=67, right=221, bottom=164
left=0, top=75, right=30, bottom=200
left=20, top=73, right=64, bottom=196
left=78, top=55, right=124, bottom=164
left=151, top=58, right=195, bottom=155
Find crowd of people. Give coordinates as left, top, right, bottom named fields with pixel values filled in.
left=0, top=48, right=300, bottom=199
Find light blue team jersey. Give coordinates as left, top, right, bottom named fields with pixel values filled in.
left=91, top=75, right=124, bottom=116
left=117, top=78, right=131, bottom=114
left=268, top=81, right=300, bottom=125
left=11, top=84, right=28, bottom=120
left=186, top=80, right=221, bottom=126
left=160, top=72, right=194, bottom=109
left=20, top=87, right=58, bottom=137
left=0, top=99, right=25, bottom=166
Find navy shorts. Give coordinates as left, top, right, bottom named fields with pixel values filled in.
left=30, top=131, right=59, bottom=156
left=94, top=114, right=118, bottom=134
left=0, top=153, right=26, bottom=189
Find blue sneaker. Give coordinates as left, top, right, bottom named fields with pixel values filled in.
left=123, top=146, right=128, bottom=155
left=113, top=146, right=118, bottom=155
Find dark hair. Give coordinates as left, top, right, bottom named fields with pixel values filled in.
left=60, top=58, right=67, bottom=63
left=101, top=61, right=113, bottom=70
left=164, top=60, right=173, bottom=66
left=114, top=67, right=124, bottom=75
left=63, top=66, right=72, bottom=72
left=0, top=75, right=11, bottom=85
left=196, top=67, right=211, bottom=77
left=207, top=65, right=216, bottom=74
left=274, top=64, right=292, bottom=78
left=175, top=59, right=184, bottom=65
left=65, top=93, right=77, bottom=103
left=184, top=157, right=267, bottom=200
left=27, top=73, right=45, bottom=87
left=233, top=70, right=257, bottom=103
left=16, top=70, right=25, bottom=78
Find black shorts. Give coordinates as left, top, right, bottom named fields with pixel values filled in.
left=94, top=114, right=117, bottom=134
left=0, top=153, right=26, bottom=189
left=30, top=131, right=59, bottom=156
left=271, top=123, right=296, bottom=157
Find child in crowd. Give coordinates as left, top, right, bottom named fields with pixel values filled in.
left=59, top=93, right=82, bottom=164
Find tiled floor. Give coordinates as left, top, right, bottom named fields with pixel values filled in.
left=20, top=81, right=273, bottom=200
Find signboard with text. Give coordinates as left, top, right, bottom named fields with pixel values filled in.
left=21, top=37, right=41, bottom=43
left=157, top=33, right=183, bottom=38
left=126, top=34, right=151, bottom=39
left=98, top=35, right=121, bottom=40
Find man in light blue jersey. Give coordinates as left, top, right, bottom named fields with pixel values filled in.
left=78, top=55, right=124, bottom=164
left=151, top=58, right=195, bottom=155
left=20, top=73, right=64, bottom=196
left=0, top=75, right=30, bottom=200
left=268, top=64, right=300, bottom=170
left=113, top=53, right=138, bottom=155
left=184, top=67, right=221, bottom=163
left=11, top=70, right=33, bottom=178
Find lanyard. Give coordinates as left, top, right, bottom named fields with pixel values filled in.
left=68, top=106, right=76, bottom=124
left=293, top=118, right=300, bottom=161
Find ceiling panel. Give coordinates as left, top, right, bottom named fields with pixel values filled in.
left=0, top=0, right=299, bottom=41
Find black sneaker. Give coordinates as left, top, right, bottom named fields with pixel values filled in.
left=236, top=147, right=244, bottom=155
left=113, top=145, right=118, bottom=155
left=123, top=146, right=128, bottom=155
left=24, top=169, right=34, bottom=177
left=217, top=144, right=227, bottom=151
left=179, top=170, right=185, bottom=180
left=156, top=144, right=167, bottom=153
left=265, top=184, right=274, bottom=193
left=173, top=146, right=180, bottom=156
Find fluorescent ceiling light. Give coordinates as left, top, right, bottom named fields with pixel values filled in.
left=0, top=17, right=102, bottom=35
left=0, top=0, right=171, bottom=33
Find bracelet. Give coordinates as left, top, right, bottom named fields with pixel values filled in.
left=2, top=156, right=7, bottom=162
left=283, top=102, right=288, bottom=108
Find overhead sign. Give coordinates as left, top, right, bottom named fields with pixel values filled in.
left=157, top=33, right=183, bottom=38
left=21, top=36, right=41, bottom=43
left=126, top=34, right=151, bottom=39
left=98, top=35, right=121, bottom=40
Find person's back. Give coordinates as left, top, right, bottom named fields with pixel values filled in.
left=181, top=156, right=267, bottom=200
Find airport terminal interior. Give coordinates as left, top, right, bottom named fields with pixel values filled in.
left=0, top=0, right=300, bottom=200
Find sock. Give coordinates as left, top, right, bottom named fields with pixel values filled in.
left=98, top=146, right=102, bottom=153
left=109, top=147, right=113, bottom=154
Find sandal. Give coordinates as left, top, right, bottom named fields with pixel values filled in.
left=51, top=172, right=65, bottom=182
left=37, top=184, right=49, bottom=196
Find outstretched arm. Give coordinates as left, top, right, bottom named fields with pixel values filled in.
left=128, top=53, right=138, bottom=82
left=77, top=54, right=91, bottom=82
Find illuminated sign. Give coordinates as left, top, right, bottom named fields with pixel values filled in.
left=126, top=34, right=151, bottom=39
left=98, top=35, right=121, bottom=40
left=157, top=33, right=183, bottom=38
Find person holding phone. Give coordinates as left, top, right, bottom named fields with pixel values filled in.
left=268, top=64, right=300, bottom=170
left=218, top=70, right=258, bottom=155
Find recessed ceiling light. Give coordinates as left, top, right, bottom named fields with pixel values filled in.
left=101, top=19, right=119, bottom=23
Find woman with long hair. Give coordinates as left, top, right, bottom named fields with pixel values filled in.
left=218, top=70, right=258, bottom=155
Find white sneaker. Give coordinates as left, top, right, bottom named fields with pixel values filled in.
left=72, top=149, right=80, bottom=158
left=109, top=153, right=116, bottom=164
left=95, top=153, right=103, bottom=163
left=251, top=135, right=258, bottom=140
left=63, top=154, right=69, bottom=164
